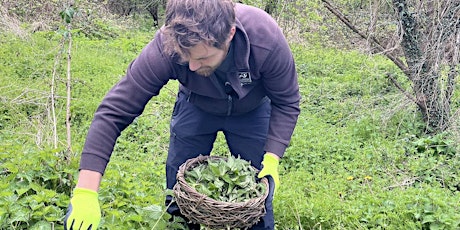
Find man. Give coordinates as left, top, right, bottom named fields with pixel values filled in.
left=64, top=0, right=300, bottom=229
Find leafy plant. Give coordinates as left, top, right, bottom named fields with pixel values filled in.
left=184, top=156, right=266, bottom=202
left=408, top=133, right=457, bottom=157
left=0, top=147, right=73, bottom=229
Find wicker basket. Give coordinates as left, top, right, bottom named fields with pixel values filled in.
left=173, top=155, right=269, bottom=229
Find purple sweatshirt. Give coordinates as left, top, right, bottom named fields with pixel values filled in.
left=80, top=4, right=301, bottom=174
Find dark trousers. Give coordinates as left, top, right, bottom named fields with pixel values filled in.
left=165, top=92, right=274, bottom=229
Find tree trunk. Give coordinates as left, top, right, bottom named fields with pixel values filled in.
left=393, top=0, right=458, bottom=132
left=321, top=0, right=459, bottom=133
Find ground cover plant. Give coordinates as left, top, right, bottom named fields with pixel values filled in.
left=1, top=2, right=460, bottom=230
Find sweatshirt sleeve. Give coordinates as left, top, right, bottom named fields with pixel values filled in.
left=262, top=29, right=301, bottom=157
left=79, top=32, right=173, bottom=174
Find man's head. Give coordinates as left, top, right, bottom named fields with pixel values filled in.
left=162, top=0, right=236, bottom=76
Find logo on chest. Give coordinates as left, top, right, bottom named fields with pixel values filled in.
left=238, top=72, right=252, bottom=85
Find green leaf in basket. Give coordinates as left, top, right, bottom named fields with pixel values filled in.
left=208, top=161, right=220, bottom=175
left=183, top=155, right=265, bottom=202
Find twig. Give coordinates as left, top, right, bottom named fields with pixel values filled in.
left=385, top=73, right=418, bottom=105
left=320, top=0, right=411, bottom=78
left=152, top=202, right=173, bottom=230
left=385, top=177, right=419, bottom=190
left=65, top=22, right=73, bottom=161
left=294, top=204, right=305, bottom=230
left=50, top=36, right=65, bottom=149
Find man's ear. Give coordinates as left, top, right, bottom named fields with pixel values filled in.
left=227, top=26, right=236, bottom=42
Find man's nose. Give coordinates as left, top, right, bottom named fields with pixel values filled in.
left=188, top=60, right=201, bottom=71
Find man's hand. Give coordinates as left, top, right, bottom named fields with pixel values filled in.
left=257, top=153, right=280, bottom=192
left=64, top=188, right=101, bottom=230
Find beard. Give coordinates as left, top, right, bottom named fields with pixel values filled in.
left=195, top=67, right=216, bottom=77
left=194, top=43, right=230, bottom=77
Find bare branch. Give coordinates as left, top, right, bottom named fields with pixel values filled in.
left=386, top=73, right=419, bottom=105
left=66, top=24, right=73, bottom=159
left=321, top=0, right=411, bottom=77
left=385, top=177, right=419, bottom=190
left=50, top=36, right=65, bottom=149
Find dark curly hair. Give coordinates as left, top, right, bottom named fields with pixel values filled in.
left=161, top=0, right=236, bottom=60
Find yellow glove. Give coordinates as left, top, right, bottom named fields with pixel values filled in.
left=64, top=188, right=101, bottom=230
left=257, top=153, right=280, bottom=192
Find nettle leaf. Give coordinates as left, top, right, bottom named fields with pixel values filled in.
left=28, top=199, right=45, bottom=211
left=43, top=189, right=57, bottom=199
left=43, top=205, right=62, bottom=222
left=141, top=205, right=163, bottom=220
left=29, top=182, right=42, bottom=193
left=0, top=207, right=6, bottom=223
left=185, top=169, right=200, bottom=181
left=55, top=193, right=69, bottom=208
left=2, top=193, right=18, bottom=205
left=104, top=209, right=126, bottom=220
left=115, top=200, right=128, bottom=208
left=196, top=184, right=212, bottom=197
left=208, top=162, right=222, bottom=176
left=15, top=187, right=30, bottom=197
left=222, top=174, right=232, bottom=184
left=213, top=178, right=224, bottom=189
left=218, top=160, right=229, bottom=176
left=17, top=171, right=33, bottom=183
left=59, top=7, right=75, bottom=24
left=236, top=176, right=252, bottom=188
left=29, top=193, right=46, bottom=204
left=126, top=213, right=143, bottom=222
left=9, top=205, right=30, bottom=223
left=226, top=182, right=235, bottom=194
left=202, top=171, right=215, bottom=181
left=30, top=221, right=52, bottom=230
left=227, top=194, right=237, bottom=202
left=164, top=189, right=174, bottom=197
left=2, top=162, right=19, bottom=173
left=227, top=155, right=236, bottom=170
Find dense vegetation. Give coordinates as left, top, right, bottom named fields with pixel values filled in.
left=1, top=0, right=459, bottom=229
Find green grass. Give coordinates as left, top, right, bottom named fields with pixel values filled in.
left=1, top=28, right=459, bottom=229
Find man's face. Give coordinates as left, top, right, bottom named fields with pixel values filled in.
left=185, top=42, right=229, bottom=77
left=183, top=26, right=236, bottom=77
